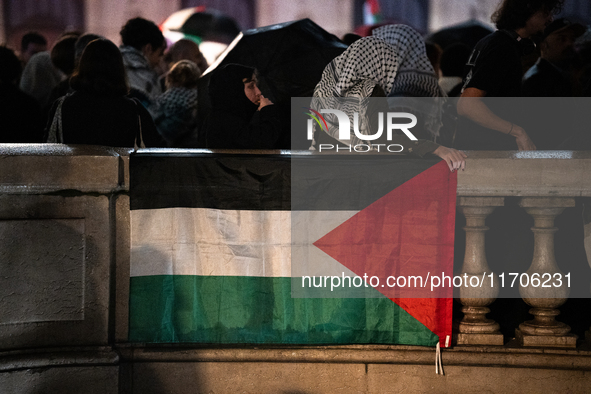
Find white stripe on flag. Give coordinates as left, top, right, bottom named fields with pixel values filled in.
left=131, top=208, right=359, bottom=278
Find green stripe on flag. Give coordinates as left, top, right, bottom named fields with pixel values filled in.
left=129, top=275, right=439, bottom=346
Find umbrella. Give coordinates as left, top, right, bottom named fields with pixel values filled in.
left=204, top=18, right=347, bottom=103
left=160, top=6, right=241, bottom=44
left=427, top=19, right=494, bottom=50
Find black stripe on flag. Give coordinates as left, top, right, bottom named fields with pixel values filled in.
left=292, top=154, right=440, bottom=210
left=130, top=152, right=291, bottom=211
left=130, top=151, right=440, bottom=211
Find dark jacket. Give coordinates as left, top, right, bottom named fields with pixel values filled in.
left=521, top=59, right=579, bottom=149
left=0, top=82, right=44, bottom=143
left=44, top=91, right=163, bottom=147
left=522, top=58, right=573, bottom=97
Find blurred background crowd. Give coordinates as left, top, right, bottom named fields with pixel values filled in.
left=1, top=0, right=591, bottom=152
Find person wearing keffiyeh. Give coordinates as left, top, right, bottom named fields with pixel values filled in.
left=149, top=60, right=200, bottom=147
left=311, top=28, right=465, bottom=172
left=372, top=24, right=446, bottom=140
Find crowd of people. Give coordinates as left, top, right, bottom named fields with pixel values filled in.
left=1, top=0, right=591, bottom=168
left=1, top=18, right=207, bottom=148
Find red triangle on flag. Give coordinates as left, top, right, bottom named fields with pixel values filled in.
left=313, top=161, right=456, bottom=345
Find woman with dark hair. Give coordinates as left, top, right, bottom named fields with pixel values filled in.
left=203, top=64, right=290, bottom=149
left=51, top=33, right=81, bottom=77
left=0, top=46, right=44, bottom=142
left=46, top=33, right=82, bottom=107
left=456, top=0, right=563, bottom=150
left=45, top=38, right=162, bottom=147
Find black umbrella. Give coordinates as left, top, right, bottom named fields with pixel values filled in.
left=204, top=18, right=347, bottom=103
left=427, top=20, right=494, bottom=50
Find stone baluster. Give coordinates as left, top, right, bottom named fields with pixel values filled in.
left=585, top=208, right=591, bottom=343
left=517, top=197, right=577, bottom=348
left=456, top=197, right=504, bottom=346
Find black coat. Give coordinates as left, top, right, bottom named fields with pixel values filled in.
left=0, top=83, right=44, bottom=143
left=522, top=58, right=573, bottom=97
left=45, top=91, right=163, bottom=147
left=203, top=64, right=290, bottom=149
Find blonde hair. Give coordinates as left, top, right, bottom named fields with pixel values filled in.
left=166, top=60, right=200, bottom=89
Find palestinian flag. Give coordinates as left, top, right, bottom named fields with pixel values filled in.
left=129, top=151, right=456, bottom=347
left=363, top=0, right=382, bottom=25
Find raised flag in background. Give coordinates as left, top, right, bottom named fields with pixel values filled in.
left=363, top=0, right=382, bottom=25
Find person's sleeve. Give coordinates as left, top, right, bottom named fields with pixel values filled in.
left=203, top=110, right=246, bottom=149
left=29, top=100, right=45, bottom=143
left=405, top=139, right=440, bottom=157
left=43, top=99, right=59, bottom=142
left=234, top=105, right=284, bottom=149
left=367, top=90, right=440, bottom=157
left=382, top=133, right=439, bottom=157
left=464, top=42, right=511, bottom=94
left=136, top=102, right=166, bottom=147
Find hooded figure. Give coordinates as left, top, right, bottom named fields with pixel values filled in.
left=311, top=32, right=466, bottom=172
left=371, top=24, right=443, bottom=99
left=372, top=24, right=448, bottom=142
left=312, top=34, right=442, bottom=150
left=203, top=64, right=289, bottom=149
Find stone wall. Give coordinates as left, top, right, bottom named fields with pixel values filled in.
left=2, top=145, right=591, bottom=393
left=0, top=145, right=127, bottom=393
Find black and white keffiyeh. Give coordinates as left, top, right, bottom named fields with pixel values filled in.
left=373, top=24, right=445, bottom=139
left=312, top=25, right=444, bottom=147
left=372, top=24, right=440, bottom=98
left=314, top=36, right=399, bottom=99
left=312, top=36, right=401, bottom=147
left=149, top=87, right=198, bottom=145
left=155, top=86, right=198, bottom=116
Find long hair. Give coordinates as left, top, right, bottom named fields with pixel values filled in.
left=51, top=34, right=79, bottom=76
left=0, top=46, right=22, bottom=84
left=70, top=39, right=129, bottom=97
left=492, top=0, right=564, bottom=30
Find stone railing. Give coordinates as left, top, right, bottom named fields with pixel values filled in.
left=455, top=151, right=591, bottom=348
left=1, top=145, right=591, bottom=393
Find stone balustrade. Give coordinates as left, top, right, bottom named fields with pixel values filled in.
left=1, top=145, right=591, bottom=393
left=455, top=151, right=591, bottom=349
